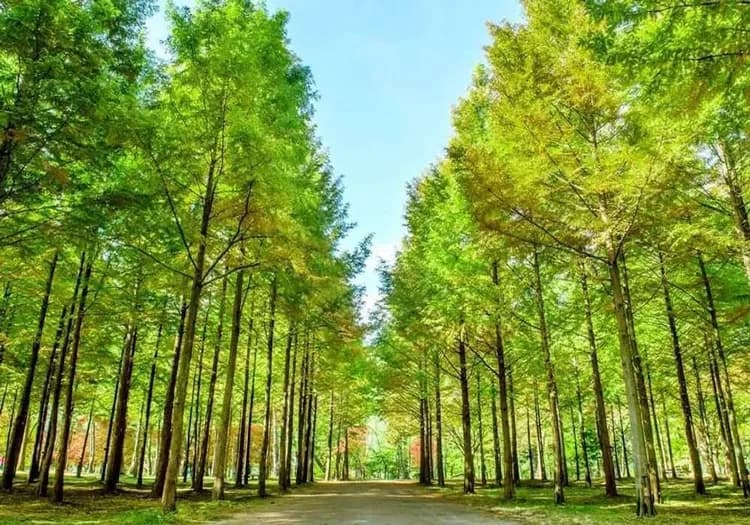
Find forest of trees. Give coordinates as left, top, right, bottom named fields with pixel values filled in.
left=375, top=0, right=750, bottom=518
left=2, top=0, right=750, bottom=522
left=0, top=0, right=374, bottom=514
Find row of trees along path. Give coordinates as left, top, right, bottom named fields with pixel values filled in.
left=375, top=0, right=750, bottom=519
left=0, top=0, right=372, bottom=514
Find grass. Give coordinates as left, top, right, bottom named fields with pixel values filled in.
left=0, top=473, right=271, bottom=524
left=435, top=477, right=750, bottom=524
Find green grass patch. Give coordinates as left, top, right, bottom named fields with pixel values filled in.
left=435, top=478, right=750, bottom=524
left=0, top=473, right=270, bottom=524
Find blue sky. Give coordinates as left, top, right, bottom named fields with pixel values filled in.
left=147, top=1, right=523, bottom=317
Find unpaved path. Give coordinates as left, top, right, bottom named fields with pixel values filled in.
left=215, top=481, right=514, bottom=524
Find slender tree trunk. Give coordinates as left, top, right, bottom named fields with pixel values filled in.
left=278, top=326, right=294, bottom=492
left=661, top=394, right=676, bottom=479
left=235, top=298, right=251, bottom=488
left=508, top=365, right=520, bottom=485
left=284, top=333, right=297, bottom=488
left=611, top=405, right=621, bottom=480
left=491, top=260, right=514, bottom=497
left=2, top=251, right=58, bottom=490
left=526, top=405, right=534, bottom=481
left=477, top=372, right=487, bottom=486
left=579, top=261, right=616, bottom=495
left=608, top=254, right=655, bottom=516
left=76, top=402, right=94, bottom=477
left=434, top=351, right=445, bottom=487
left=244, top=318, right=258, bottom=485
left=53, top=255, right=93, bottom=503
left=620, top=253, right=661, bottom=505
left=575, top=371, right=592, bottom=487
left=37, top=260, right=83, bottom=497
left=647, top=364, right=667, bottom=484
left=137, top=322, right=162, bottom=487
left=191, top=303, right=210, bottom=487
left=195, top=276, right=228, bottom=492
left=617, top=400, right=631, bottom=478
left=161, top=164, right=217, bottom=512
left=258, top=277, right=277, bottom=497
left=182, top=367, right=197, bottom=483
left=303, top=349, right=316, bottom=483
left=102, top=334, right=126, bottom=483
left=570, top=405, right=580, bottom=481
left=29, top=305, right=67, bottom=482
left=457, top=326, right=475, bottom=494
left=212, top=270, right=244, bottom=500
left=490, top=384, right=502, bottom=487
left=658, top=252, right=704, bottom=492
left=534, top=386, right=546, bottom=481
left=709, top=348, right=736, bottom=482
left=296, top=334, right=309, bottom=485
left=325, top=391, right=334, bottom=481
left=104, top=323, right=139, bottom=492
left=698, top=252, right=749, bottom=496
left=532, top=247, right=564, bottom=504
left=693, top=356, right=718, bottom=484
left=343, top=426, right=350, bottom=481
left=152, top=297, right=186, bottom=498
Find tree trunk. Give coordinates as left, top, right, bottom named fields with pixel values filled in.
left=434, top=351, right=445, bottom=487
left=491, top=260, right=514, bottom=497
left=490, top=386, right=501, bottom=487
left=575, top=371, right=592, bottom=487
left=658, top=252, right=704, bottom=493
left=698, top=252, right=749, bottom=496
left=212, top=270, right=244, bottom=500
left=646, top=364, right=667, bottom=485
left=195, top=275, right=228, bottom=492
left=191, top=302, right=210, bottom=486
left=325, top=391, right=334, bottom=481
left=76, top=402, right=94, bottom=477
left=579, top=260, right=617, bottom=495
left=161, top=162, right=217, bottom=512
left=284, top=332, right=297, bottom=488
left=508, top=365, right=520, bottom=485
left=457, top=326, right=475, bottom=494
left=532, top=245, right=564, bottom=504
left=258, top=277, right=277, bottom=497
left=244, top=316, right=258, bottom=485
left=477, top=371, right=487, bottom=486
left=235, top=296, right=251, bottom=488
left=152, top=297, right=186, bottom=497
left=2, top=250, right=58, bottom=490
left=526, top=405, right=534, bottom=481
left=104, top=323, right=139, bottom=492
left=661, top=394, right=676, bottom=479
left=53, top=255, right=93, bottom=503
left=29, top=305, right=67, bottom=482
left=102, top=333, right=127, bottom=483
left=37, top=259, right=83, bottom=497
left=608, top=255, right=655, bottom=515
left=278, top=326, right=294, bottom=492
left=570, top=405, right=580, bottom=481
left=296, top=334, right=309, bottom=485
left=137, top=322, right=162, bottom=487
left=692, top=356, right=718, bottom=484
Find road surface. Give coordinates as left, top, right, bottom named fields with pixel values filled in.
left=216, top=481, right=514, bottom=524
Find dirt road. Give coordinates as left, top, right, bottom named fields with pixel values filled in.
left=216, top=481, right=514, bottom=524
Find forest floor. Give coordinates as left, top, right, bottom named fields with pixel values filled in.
left=439, top=477, right=750, bottom=524
left=1, top=474, right=749, bottom=524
